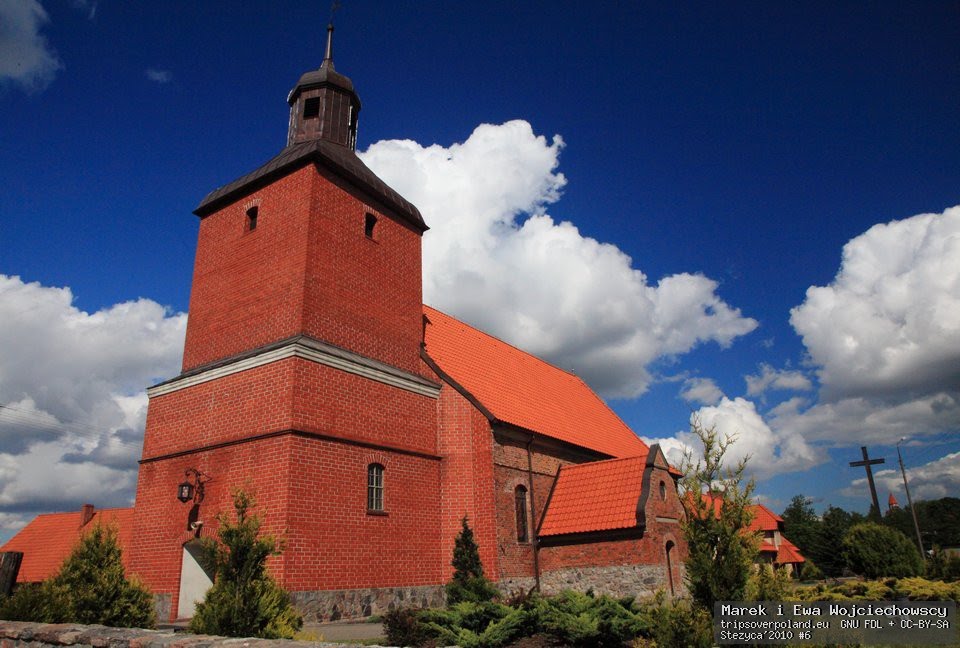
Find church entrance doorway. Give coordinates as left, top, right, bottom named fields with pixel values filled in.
left=177, top=540, right=214, bottom=619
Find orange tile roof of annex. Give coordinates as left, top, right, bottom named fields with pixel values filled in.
left=0, top=507, right=134, bottom=583
left=423, top=306, right=649, bottom=459
left=538, top=456, right=648, bottom=537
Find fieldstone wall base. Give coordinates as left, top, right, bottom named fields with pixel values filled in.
left=0, top=621, right=392, bottom=648
left=152, top=593, right=171, bottom=624
left=290, top=584, right=446, bottom=622
left=540, top=564, right=687, bottom=599
left=495, top=577, right=537, bottom=597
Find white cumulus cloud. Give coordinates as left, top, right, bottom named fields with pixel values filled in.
left=0, top=275, right=185, bottom=517
left=791, top=206, right=960, bottom=401
left=360, top=120, right=757, bottom=397
left=145, top=68, right=171, bottom=83
left=745, top=363, right=812, bottom=397
left=0, top=0, right=62, bottom=92
left=680, top=377, right=725, bottom=405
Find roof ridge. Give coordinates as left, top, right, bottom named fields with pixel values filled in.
left=423, top=304, right=583, bottom=380
left=560, top=454, right=647, bottom=471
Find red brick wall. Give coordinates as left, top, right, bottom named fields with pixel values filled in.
left=491, top=437, right=583, bottom=580
left=144, top=357, right=438, bottom=460
left=128, top=435, right=294, bottom=620
left=282, top=437, right=444, bottom=590
left=434, top=382, right=499, bottom=580
left=182, top=164, right=424, bottom=375
left=182, top=167, right=315, bottom=371
left=302, top=168, right=424, bottom=376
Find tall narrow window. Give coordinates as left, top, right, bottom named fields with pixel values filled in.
left=367, top=463, right=384, bottom=512
left=515, top=485, right=529, bottom=543
left=246, top=206, right=258, bottom=231
left=364, top=212, right=377, bottom=238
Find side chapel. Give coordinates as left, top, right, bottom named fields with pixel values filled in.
left=2, top=26, right=687, bottom=622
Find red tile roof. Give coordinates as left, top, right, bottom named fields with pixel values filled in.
left=538, top=456, right=647, bottom=537
left=775, top=539, right=805, bottom=565
left=423, top=306, right=649, bottom=459
left=746, top=504, right=783, bottom=533
left=0, top=507, right=134, bottom=583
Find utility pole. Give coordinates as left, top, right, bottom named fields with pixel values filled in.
left=849, top=446, right=885, bottom=519
left=897, top=439, right=925, bottom=558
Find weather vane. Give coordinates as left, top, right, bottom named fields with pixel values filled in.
left=329, top=0, right=341, bottom=24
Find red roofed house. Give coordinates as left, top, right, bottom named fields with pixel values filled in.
left=747, top=504, right=806, bottom=575
left=2, top=27, right=687, bottom=621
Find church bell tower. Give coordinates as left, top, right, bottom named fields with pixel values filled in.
left=129, top=24, right=444, bottom=621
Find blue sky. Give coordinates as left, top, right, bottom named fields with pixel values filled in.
left=1, top=1, right=958, bottom=540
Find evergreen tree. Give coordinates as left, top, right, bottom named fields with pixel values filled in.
left=809, top=506, right=863, bottom=577
left=188, top=490, right=302, bottom=639
left=0, top=524, right=155, bottom=628
left=842, top=522, right=923, bottom=578
left=780, top=495, right=818, bottom=558
left=680, top=419, right=759, bottom=611
left=446, top=516, right=498, bottom=605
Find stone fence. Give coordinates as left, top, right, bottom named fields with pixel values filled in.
left=0, top=621, right=393, bottom=648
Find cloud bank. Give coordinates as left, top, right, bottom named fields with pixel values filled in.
left=361, top=120, right=757, bottom=398
left=0, top=275, right=185, bottom=522
left=0, top=0, right=62, bottom=92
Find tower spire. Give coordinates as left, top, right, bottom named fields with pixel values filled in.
left=323, top=23, right=334, bottom=67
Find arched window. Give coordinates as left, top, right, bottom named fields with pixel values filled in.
left=246, top=206, right=258, bottom=231
left=659, top=480, right=666, bottom=500
left=665, top=540, right=676, bottom=596
left=364, top=212, right=377, bottom=238
left=515, top=485, right=529, bottom=543
left=367, top=463, right=384, bottom=512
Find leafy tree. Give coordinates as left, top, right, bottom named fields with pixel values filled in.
left=842, top=522, right=923, bottom=578
left=781, top=495, right=819, bottom=558
left=188, top=490, right=302, bottom=639
left=446, top=516, right=499, bottom=605
left=885, top=497, right=960, bottom=550
left=0, top=524, right=155, bottom=628
left=680, top=419, right=759, bottom=611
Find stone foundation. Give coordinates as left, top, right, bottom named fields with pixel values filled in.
left=290, top=584, right=446, bottom=622
left=152, top=593, right=171, bottom=624
left=540, top=563, right=685, bottom=599
left=0, top=621, right=384, bottom=648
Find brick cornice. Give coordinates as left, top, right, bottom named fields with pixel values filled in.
left=148, top=335, right=441, bottom=399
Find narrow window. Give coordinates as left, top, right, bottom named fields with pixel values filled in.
left=659, top=480, right=666, bottom=500
left=515, top=485, right=529, bottom=543
left=665, top=541, right=676, bottom=596
left=364, top=212, right=377, bottom=238
left=367, top=463, right=384, bottom=512
left=246, top=206, right=258, bottom=231
left=303, top=97, right=321, bottom=119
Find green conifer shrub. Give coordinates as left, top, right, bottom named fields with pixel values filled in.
left=0, top=524, right=154, bottom=628
left=446, top=516, right=499, bottom=605
left=680, top=419, right=759, bottom=611
left=187, top=490, right=302, bottom=639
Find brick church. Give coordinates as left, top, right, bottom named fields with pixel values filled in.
left=3, top=26, right=687, bottom=622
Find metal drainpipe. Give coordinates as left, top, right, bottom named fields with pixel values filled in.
left=526, top=435, right=541, bottom=591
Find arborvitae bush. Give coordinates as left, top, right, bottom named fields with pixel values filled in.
left=637, top=593, right=714, bottom=648
left=188, top=490, right=302, bottom=639
left=0, top=525, right=154, bottom=628
left=799, top=559, right=823, bottom=581
left=842, top=522, right=924, bottom=578
left=446, top=516, right=499, bottom=605
left=746, top=564, right=792, bottom=601
left=680, top=419, right=759, bottom=611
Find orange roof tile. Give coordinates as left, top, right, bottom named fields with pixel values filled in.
left=0, top=507, right=134, bottom=583
left=775, top=539, right=805, bottom=565
left=539, top=456, right=647, bottom=537
left=423, top=306, right=649, bottom=458
left=746, top=504, right=783, bottom=533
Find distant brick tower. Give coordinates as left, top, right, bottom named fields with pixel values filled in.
left=128, top=25, right=445, bottom=621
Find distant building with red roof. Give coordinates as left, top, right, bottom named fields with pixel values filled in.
left=2, top=33, right=687, bottom=621
left=1, top=506, right=133, bottom=583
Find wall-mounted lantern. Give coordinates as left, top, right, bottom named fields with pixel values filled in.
left=177, top=468, right=208, bottom=504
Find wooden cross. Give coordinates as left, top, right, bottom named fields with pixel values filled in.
left=849, top=446, right=885, bottom=518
